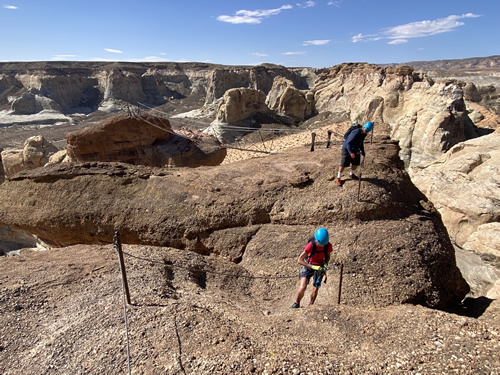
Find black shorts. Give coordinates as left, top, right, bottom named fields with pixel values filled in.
left=340, top=147, right=360, bottom=167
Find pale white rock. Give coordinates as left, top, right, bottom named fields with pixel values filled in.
left=47, top=149, right=70, bottom=164
left=0, top=149, right=24, bottom=178
left=463, top=223, right=500, bottom=258
left=313, top=63, right=476, bottom=170
left=266, top=76, right=313, bottom=120
left=23, top=135, right=59, bottom=170
left=0, top=136, right=59, bottom=178
left=411, top=129, right=500, bottom=249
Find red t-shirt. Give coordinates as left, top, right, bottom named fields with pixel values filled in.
left=304, top=241, right=333, bottom=266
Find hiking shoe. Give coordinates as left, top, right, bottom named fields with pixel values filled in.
left=336, top=178, right=342, bottom=186
left=291, top=302, right=300, bottom=308
left=350, top=173, right=359, bottom=180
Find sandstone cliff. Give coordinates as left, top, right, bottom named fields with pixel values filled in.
left=312, top=63, right=481, bottom=171
left=0, top=62, right=318, bottom=127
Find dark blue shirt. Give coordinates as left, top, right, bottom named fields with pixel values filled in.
left=342, top=128, right=367, bottom=155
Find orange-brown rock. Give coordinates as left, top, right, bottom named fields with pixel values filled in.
left=65, top=113, right=226, bottom=167
left=0, top=128, right=469, bottom=310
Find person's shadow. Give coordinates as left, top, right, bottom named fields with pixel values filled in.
left=455, top=296, right=494, bottom=318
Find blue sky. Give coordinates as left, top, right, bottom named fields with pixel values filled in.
left=1, top=0, right=498, bottom=68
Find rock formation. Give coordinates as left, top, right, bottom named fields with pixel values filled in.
left=10, top=92, right=63, bottom=115
left=213, top=88, right=269, bottom=124
left=0, top=62, right=317, bottom=120
left=0, top=128, right=469, bottom=310
left=266, top=76, right=315, bottom=121
left=65, top=113, right=226, bottom=168
left=204, top=64, right=315, bottom=105
left=0, top=135, right=58, bottom=178
left=411, top=128, right=500, bottom=253
left=312, top=63, right=478, bottom=171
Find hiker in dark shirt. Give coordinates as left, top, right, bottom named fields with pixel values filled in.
left=336, top=121, right=373, bottom=186
left=291, top=228, right=332, bottom=308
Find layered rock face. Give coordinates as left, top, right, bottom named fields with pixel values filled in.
left=65, top=113, right=226, bottom=168
left=312, top=63, right=477, bottom=170
left=0, top=62, right=317, bottom=123
left=407, top=55, right=500, bottom=114
left=204, top=64, right=315, bottom=105
left=411, top=128, right=500, bottom=253
left=0, top=129, right=469, bottom=309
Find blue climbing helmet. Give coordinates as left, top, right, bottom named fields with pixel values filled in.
left=363, top=121, right=374, bottom=132
left=314, top=228, right=329, bottom=246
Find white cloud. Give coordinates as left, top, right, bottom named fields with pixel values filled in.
left=4, top=5, right=17, bottom=9
left=141, top=56, right=170, bottom=62
left=217, top=5, right=292, bottom=24
left=51, top=54, right=77, bottom=60
left=352, top=13, right=480, bottom=43
left=328, top=1, right=343, bottom=7
left=281, top=51, right=306, bottom=55
left=388, top=39, right=407, bottom=45
left=352, top=33, right=380, bottom=43
left=303, top=40, right=330, bottom=46
left=297, top=1, right=315, bottom=8
left=252, top=52, right=269, bottom=57
left=104, top=48, right=123, bottom=54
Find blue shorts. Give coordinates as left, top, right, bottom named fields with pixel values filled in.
left=300, top=266, right=324, bottom=288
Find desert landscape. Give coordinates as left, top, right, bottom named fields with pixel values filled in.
left=0, top=57, right=499, bottom=374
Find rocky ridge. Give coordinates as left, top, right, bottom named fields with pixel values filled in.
left=0, top=58, right=500, bottom=373
left=0, top=125, right=469, bottom=310
left=0, top=127, right=499, bottom=374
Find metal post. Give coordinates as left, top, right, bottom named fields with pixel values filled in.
left=327, top=130, right=332, bottom=148
left=114, top=231, right=131, bottom=305
left=357, top=156, right=365, bottom=202
left=337, top=263, right=344, bottom=305
left=310, top=132, right=316, bottom=152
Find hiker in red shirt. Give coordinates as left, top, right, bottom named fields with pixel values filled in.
left=291, top=228, right=333, bottom=308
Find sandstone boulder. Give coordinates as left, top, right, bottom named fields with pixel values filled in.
left=0, top=149, right=23, bottom=178
left=411, top=128, right=500, bottom=251
left=0, top=136, right=58, bottom=178
left=214, top=88, right=269, bottom=124
left=47, top=149, right=70, bottom=164
left=23, top=135, right=59, bottom=169
left=266, top=76, right=314, bottom=121
left=0, top=129, right=469, bottom=309
left=204, top=88, right=271, bottom=142
left=66, top=113, right=226, bottom=168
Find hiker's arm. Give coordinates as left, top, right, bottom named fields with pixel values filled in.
left=297, top=251, right=311, bottom=268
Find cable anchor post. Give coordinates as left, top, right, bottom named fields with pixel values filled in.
left=114, top=231, right=131, bottom=305
left=337, top=263, right=344, bottom=305
left=327, top=130, right=332, bottom=148
left=310, top=132, right=316, bottom=152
